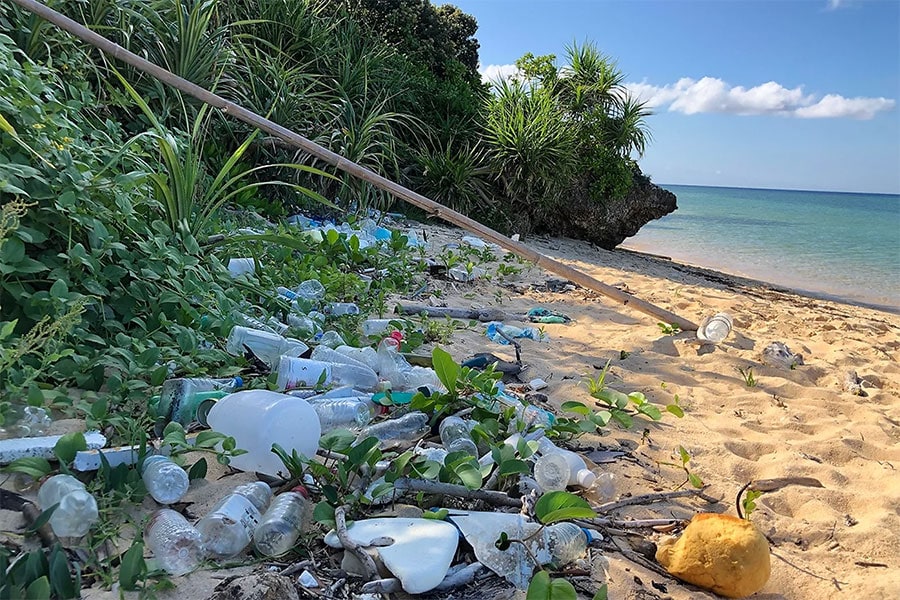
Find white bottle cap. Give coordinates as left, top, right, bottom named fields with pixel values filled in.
left=576, top=469, right=597, bottom=489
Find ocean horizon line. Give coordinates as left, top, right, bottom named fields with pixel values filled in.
left=656, top=182, right=900, bottom=197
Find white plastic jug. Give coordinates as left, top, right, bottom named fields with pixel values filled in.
left=205, top=390, right=321, bottom=477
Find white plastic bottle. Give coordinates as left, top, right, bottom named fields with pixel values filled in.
left=141, top=455, right=190, bottom=504
left=308, top=398, right=373, bottom=432
left=144, top=509, right=204, bottom=575
left=196, top=482, right=273, bottom=558
left=275, top=356, right=378, bottom=391
left=37, top=474, right=99, bottom=538
left=533, top=446, right=597, bottom=491
left=225, top=326, right=309, bottom=367
left=253, top=486, right=311, bottom=557
left=204, top=390, right=321, bottom=477
left=439, top=416, right=478, bottom=456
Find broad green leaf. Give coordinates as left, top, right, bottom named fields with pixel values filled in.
left=498, top=459, right=531, bottom=477
left=25, top=577, right=51, bottom=600
left=526, top=570, right=577, bottom=600
left=53, top=432, right=87, bottom=464
left=423, top=508, right=450, bottom=520
left=4, top=456, right=53, bottom=478
left=666, top=404, right=685, bottom=418
left=188, top=458, right=208, bottom=480
left=319, top=428, right=356, bottom=452
left=592, top=584, right=609, bottom=600
left=49, top=545, right=76, bottom=599
left=534, top=491, right=596, bottom=524
left=638, top=404, right=662, bottom=420
left=313, top=501, right=335, bottom=527
left=432, top=347, right=459, bottom=392
left=26, top=503, right=59, bottom=534
left=452, top=460, right=483, bottom=490
left=560, top=401, right=590, bottom=416
left=347, top=436, right=380, bottom=467
left=688, top=473, right=704, bottom=489
left=119, top=542, right=145, bottom=590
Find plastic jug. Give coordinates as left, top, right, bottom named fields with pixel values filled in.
left=205, top=390, right=321, bottom=477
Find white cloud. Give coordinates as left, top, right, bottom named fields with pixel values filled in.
left=625, top=77, right=895, bottom=120
left=826, top=0, right=850, bottom=10
left=480, top=64, right=518, bottom=84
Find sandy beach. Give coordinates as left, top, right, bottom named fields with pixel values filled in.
left=4, top=222, right=899, bottom=600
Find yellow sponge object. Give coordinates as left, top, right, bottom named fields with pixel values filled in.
left=656, top=513, right=770, bottom=598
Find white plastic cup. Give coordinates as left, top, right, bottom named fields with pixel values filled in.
left=697, top=312, right=734, bottom=343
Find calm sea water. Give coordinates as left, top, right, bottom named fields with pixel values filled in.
left=621, top=185, right=900, bottom=312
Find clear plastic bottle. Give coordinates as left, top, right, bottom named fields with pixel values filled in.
left=317, top=330, right=347, bottom=348
left=142, top=455, right=190, bottom=504
left=295, top=279, right=326, bottom=304
left=275, top=356, right=378, bottom=391
left=311, top=345, right=371, bottom=370
left=376, top=338, right=416, bottom=390
left=439, top=416, right=478, bottom=456
left=540, top=523, right=594, bottom=566
left=356, top=411, right=430, bottom=447
left=697, top=312, right=733, bottom=344
left=196, top=482, right=273, bottom=559
left=362, top=319, right=398, bottom=337
left=225, top=326, right=309, bottom=368
left=334, top=345, right=380, bottom=371
left=37, top=474, right=99, bottom=538
left=308, top=398, right=373, bottom=432
left=144, top=509, right=204, bottom=575
left=253, top=486, right=311, bottom=557
left=324, top=302, right=360, bottom=316
left=533, top=447, right=597, bottom=491
left=0, top=404, right=52, bottom=439
left=287, top=313, right=319, bottom=336
left=157, top=377, right=243, bottom=429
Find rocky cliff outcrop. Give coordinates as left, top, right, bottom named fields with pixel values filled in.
left=537, top=174, right=677, bottom=250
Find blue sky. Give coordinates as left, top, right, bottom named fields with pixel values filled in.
left=452, top=0, right=900, bottom=194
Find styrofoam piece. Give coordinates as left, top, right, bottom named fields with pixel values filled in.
left=73, top=444, right=141, bottom=472
left=0, top=431, right=107, bottom=464
left=529, top=378, right=549, bottom=391
left=324, top=518, right=458, bottom=593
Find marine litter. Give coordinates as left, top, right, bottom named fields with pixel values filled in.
left=2, top=210, right=899, bottom=600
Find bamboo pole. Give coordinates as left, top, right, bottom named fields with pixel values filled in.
left=8, top=0, right=698, bottom=331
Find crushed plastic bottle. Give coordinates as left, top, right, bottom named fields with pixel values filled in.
left=295, top=279, right=326, bottom=304
left=275, top=356, right=378, bottom=391
left=225, top=326, right=308, bottom=368
left=253, top=486, right=311, bottom=557
left=0, top=404, right=52, bottom=440
left=356, top=411, right=430, bottom=448
left=439, top=416, right=478, bottom=456
left=485, top=322, right=549, bottom=344
left=37, top=474, right=99, bottom=538
left=142, top=455, right=190, bottom=505
left=145, top=509, right=204, bottom=575
left=376, top=338, right=415, bottom=390
left=317, top=330, right=346, bottom=348
left=287, top=313, right=319, bottom=336
left=324, top=302, right=360, bottom=316
left=362, top=319, right=400, bottom=338
left=196, top=481, right=273, bottom=558
left=227, top=258, right=256, bottom=278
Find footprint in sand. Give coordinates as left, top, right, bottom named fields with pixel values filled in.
left=723, top=440, right=778, bottom=461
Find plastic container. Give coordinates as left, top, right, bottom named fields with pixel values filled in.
left=142, top=455, right=190, bottom=504
left=225, top=326, right=309, bottom=368
left=275, top=356, right=378, bottom=391
left=37, top=474, right=99, bottom=538
left=227, top=258, right=256, bottom=278
left=324, top=302, right=360, bottom=316
left=533, top=446, right=597, bottom=491
left=196, top=482, right=273, bottom=558
left=376, top=338, right=414, bottom=390
left=144, top=509, right=204, bottom=575
left=308, top=398, right=373, bottom=432
left=253, top=486, right=311, bottom=556
left=356, top=411, right=430, bottom=447
left=0, top=404, right=51, bottom=439
left=696, top=312, right=733, bottom=344
left=438, top=416, right=478, bottom=456
left=205, top=390, right=321, bottom=476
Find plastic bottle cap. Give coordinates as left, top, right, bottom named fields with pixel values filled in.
left=577, top=469, right=597, bottom=489
left=581, top=527, right=596, bottom=544
left=233, top=376, right=244, bottom=388
left=291, top=485, right=310, bottom=499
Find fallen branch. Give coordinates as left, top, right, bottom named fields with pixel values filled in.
left=334, top=506, right=379, bottom=581
left=22, top=501, right=58, bottom=548
left=392, top=477, right=523, bottom=508
left=579, top=517, right=685, bottom=529
left=396, top=304, right=511, bottom=322
left=594, top=488, right=720, bottom=512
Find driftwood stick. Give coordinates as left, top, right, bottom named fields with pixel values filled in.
left=334, top=506, right=379, bottom=581
left=392, top=477, right=523, bottom=508
left=396, top=304, right=511, bottom=322
left=594, top=488, right=720, bottom=512
left=580, top=517, right=685, bottom=529
left=22, top=501, right=58, bottom=548
left=7, top=0, right=699, bottom=332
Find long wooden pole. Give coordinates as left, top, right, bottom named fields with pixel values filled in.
left=8, top=0, right=698, bottom=331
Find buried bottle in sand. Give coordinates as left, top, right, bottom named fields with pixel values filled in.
left=656, top=513, right=770, bottom=598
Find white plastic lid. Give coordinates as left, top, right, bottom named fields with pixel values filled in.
left=576, top=469, right=597, bottom=489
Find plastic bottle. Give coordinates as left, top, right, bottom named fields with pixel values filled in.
left=334, top=345, right=380, bottom=371
left=225, top=326, right=309, bottom=368
left=324, top=302, right=360, bottom=316
left=37, top=474, right=99, bottom=538
left=438, top=416, right=478, bottom=456
left=376, top=338, right=414, bottom=390
left=196, top=482, right=273, bottom=558
left=205, top=390, right=321, bottom=476
left=308, top=398, right=373, bottom=432
left=156, top=377, right=243, bottom=430
left=317, top=330, right=346, bottom=348
left=310, top=345, right=370, bottom=370
left=696, top=312, right=733, bottom=344
left=142, top=455, right=190, bottom=505
left=227, top=258, right=256, bottom=278
left=533, top=445, right=597, bottom=491
left=275, top=356, right=378, bottom=391
left=356, top=411, right=430, bottom=447
left=362, top=319, right=398, bottom=337
left=253, top=486, right=311, bottom=557
left=0, top=404, right=52, bottom=439
left=144, top=509, right=204, bottom=575
left=540, top=522, right=594, bottom=566
left=594, top=472, right=617, bottom=502
left=287, top=313, right=319, bottom=336
left=295, top=279, right=326, bottom=304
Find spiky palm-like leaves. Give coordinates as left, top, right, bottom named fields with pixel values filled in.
left=413, top=140, right=492, bottom=214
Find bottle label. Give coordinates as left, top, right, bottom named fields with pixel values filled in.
left=212, top=495, right=262, bottom=533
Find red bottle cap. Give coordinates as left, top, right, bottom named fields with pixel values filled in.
left=291, top=485, right=310, bottom=499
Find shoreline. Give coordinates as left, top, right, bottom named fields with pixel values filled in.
left=617, top=243, right=900, bottom=316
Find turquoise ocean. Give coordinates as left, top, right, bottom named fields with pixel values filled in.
left=620, top=185, right=900, bottom=313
